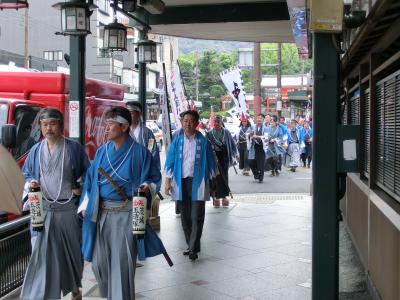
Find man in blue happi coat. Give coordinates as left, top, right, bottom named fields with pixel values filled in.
left=164, top=110, right=217, bottom=261
left=78, top=107, right=161, bottom=300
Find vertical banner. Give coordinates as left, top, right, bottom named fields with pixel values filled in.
left=219, top=68, right=248, bottom=119
left=159, top=71, right=172, bottom=151
left=168, top=62, right=188, bottom=129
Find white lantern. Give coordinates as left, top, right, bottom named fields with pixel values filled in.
left=53, top=1, right=96, bottom=35
left=103, top=21, right=128, bottom=51
left=137, top=39, right=157, bottom=64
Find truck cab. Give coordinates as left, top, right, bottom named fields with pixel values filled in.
left=0, top=71, right=125, bottom=223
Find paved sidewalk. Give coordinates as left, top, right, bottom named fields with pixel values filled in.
left=2, top=191, right=370, bottom=300
left=81, top=194, right=314, bottom=299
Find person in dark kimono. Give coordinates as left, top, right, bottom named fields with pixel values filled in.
left=248, top=114, right=268, bottom=183
left=236, top=115, right=251, bottom=176
left=206, top=115, right=238, bottom=207
left=21, top=108, right=90, bottom=300
left=79, top=107, right=161, bottom=300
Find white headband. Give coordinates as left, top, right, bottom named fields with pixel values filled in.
left=106, top=116, right=129, bottom=125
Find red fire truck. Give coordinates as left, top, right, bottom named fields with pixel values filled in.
left=0, top=71, right=125, bottom=222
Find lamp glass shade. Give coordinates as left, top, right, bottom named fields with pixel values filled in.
left=103, top=22, right=127, bottom=51
left=137, top=40, right=157, bottom=64
left=54, top=1, right=92, bottom=35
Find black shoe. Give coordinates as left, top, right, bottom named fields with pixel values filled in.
left=183, top=249, right=190, bottom=256
left=275, top=170, right=279, bottom=176
left=189, top=251, right=198, bottom=261
left=258, top=178, right=263, bottom=183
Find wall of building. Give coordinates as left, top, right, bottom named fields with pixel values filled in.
left=346, top=175, right=400, bottom=300
left=341, top=1, right=400, bottom=299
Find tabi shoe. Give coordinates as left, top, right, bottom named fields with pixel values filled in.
left=183, top=249, right=190, bottom=256
left=189, top=251, right=198, bottom=261
left=213, top=199, right=221, bottom=207
left=244, top=171, right=250, bottom=176
left=222, top=198, right=229, bottom=207
left=71, top=290, right=82, bottom=300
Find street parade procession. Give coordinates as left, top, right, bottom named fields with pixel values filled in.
left=0, top=1, right=315, bottom=298
left=0, top=45, right=314, bottom=300
left=0, top=84, right=312, bottom=300
left=5, top=0, right=400, bottom=298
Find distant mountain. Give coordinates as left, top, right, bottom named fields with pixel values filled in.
left=178, top=38, right=252, bottom=54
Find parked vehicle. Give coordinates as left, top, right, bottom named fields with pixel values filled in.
left=0, top=71, right=125, bottom=223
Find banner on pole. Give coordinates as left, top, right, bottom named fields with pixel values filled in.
left=168, top=62, right=188, bottom=129
left=158, top=76, right=172, bottom=151
left=219, top=68, right=248, bottom=118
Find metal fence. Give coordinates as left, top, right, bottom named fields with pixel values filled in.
left=0, top=216, right=31, bottom=298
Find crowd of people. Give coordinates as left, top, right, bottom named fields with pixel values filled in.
left=237, top=113, right=313, bottom=182
left=19, top=105, right=312, bottom=300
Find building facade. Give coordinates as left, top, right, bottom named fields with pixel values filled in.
left=340, top=0, right=400, bottom=299
left=0, top=0, right=178, bottom=113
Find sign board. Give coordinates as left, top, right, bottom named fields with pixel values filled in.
left=310, top=0, right=343, bottom=32
left=69, top=101, right=80, bottom=138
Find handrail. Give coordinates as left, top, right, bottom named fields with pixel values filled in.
left=0, top=215, right=30, bottom=235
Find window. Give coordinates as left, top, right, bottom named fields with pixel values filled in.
left=0, top=103, right=9, bottom=141
left=349, top=91, right=360, bottom=125
left=13, top=105, right=42, bottom=159
left=361, top=89, right=370, bottom=176
left=98, top=0, right=110, bottom=14
left=376, top=70, right=400, bottom=200
left=43, top=51, right=63, bottom=61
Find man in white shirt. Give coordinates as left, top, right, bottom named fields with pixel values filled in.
left=164, top=110, right=216, bottom=261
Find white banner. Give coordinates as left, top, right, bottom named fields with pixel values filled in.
left=168, top=62, right=187, bottom=129
left=158, top=76, right=172, bottom=151
left=219, top=68, right=248, bottom=118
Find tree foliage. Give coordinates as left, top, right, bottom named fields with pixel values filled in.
left=177, top=43, right=312, bottom=113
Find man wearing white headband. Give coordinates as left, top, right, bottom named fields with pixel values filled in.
left=79, top=106, right=161, bottom=300
left=21, top=108, right=90, bottom=300
left=126, top=101, right=161, bottom=173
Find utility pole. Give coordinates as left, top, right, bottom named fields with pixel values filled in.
left=312, top=32, right=339, bottom=300
left=139, top=30, right=147, bottom=122
left=253, top=42, right=261, bottom=116
left=24, top=7, right=29, bottom=68
left=277, top=43, right=282, bottom=118
left=195, top=51, right=199, bottom=103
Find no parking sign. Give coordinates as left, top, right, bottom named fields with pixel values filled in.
left=69, top=101, right=80, bottom=138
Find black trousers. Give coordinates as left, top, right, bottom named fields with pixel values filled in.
left=177, top=177, right=206, bottom=253
left=249, top=143, right=265, bottom=180
left=238, top=143, right=249, bottom=170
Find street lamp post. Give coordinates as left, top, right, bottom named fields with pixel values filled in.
left=53, top=0, right=96, bottom=146
left=136, top=29, right=159, bottom=122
